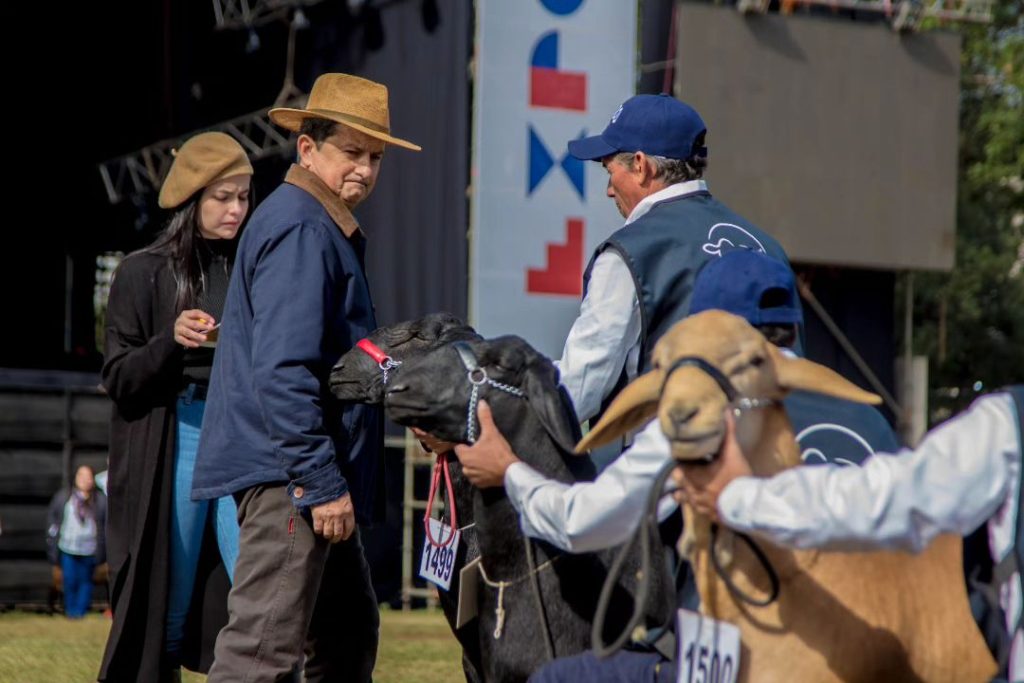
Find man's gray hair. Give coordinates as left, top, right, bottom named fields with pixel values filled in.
left=613, top=141, right=707, bottom=184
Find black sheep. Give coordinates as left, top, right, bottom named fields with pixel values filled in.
left=385, top=335, right=674, bottom=683
left=330, top=312, right=485, bottom=683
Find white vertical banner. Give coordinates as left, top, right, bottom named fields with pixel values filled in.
left=469, top=0, right=638, bottom=359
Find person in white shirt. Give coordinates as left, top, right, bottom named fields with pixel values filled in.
left=555, top=94, right=791, bottom=438
left=675, top=388, right=1023, bottom=681
left=458, top=251, right=818, bottom=555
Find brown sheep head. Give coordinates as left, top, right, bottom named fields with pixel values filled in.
left=577, top=311, right=881, bottom=464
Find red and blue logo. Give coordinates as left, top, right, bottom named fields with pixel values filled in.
left=526, top=1, right=589, bottom=297
left=529, top=126, right=585, bottom=199
left=530, top=31, right=587, bottom=112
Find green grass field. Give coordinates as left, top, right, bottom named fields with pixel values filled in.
left=0, top=608, right=463, bottom=683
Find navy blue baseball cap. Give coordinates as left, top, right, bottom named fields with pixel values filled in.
left=567, top=93, right=707, bottom=161
left=690, top=249, right=803, bottom=326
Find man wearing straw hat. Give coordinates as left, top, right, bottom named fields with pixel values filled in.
left=193, top=73, right=420, bottom=682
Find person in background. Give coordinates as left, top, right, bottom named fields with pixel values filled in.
left=48, top=465, right=106, bottom=619
left=94, top=469, right=108, bottom=495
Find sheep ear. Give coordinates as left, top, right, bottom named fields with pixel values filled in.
left=425, top=313, right=470, bottom=340
left=380, top=320, right=419, bottom=349
left=770, top=345, right=881, bottom=405
left=576, top=369, right=662, bottom=453
left=522, top=362, right=584, bottom=458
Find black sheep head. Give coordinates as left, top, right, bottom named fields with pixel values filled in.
left=384, top=335, right=582, bottom=457
left=329, top=312, right=479, bottom=403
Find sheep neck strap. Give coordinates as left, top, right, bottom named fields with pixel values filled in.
left=451, top=341, right=525, bottom=444
left=356, top=338, right=402, bottom=385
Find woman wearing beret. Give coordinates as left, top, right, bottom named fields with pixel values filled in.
left=99, top=132, right=252, bottom=682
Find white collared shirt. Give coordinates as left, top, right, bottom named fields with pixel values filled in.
left=555, top=181, right=708, bottom=422
left=506, top=386, right=1022, bottom=676
left=504, top=417, right=676, bottom=553
left=719, top=392, right=1022, bottom=679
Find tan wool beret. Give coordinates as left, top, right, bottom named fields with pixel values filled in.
left=158, top=132, right=254, bottom=209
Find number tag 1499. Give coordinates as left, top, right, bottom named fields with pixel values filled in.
left=676, top=609, right=741, bottom=683
left=419, top=518, right=461, bottom=591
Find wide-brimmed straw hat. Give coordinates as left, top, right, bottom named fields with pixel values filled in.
left=269, top=73, right=421, bottom=151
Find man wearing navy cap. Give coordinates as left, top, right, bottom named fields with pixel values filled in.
left=453, top=250, right=899, bottom=682
left=688, top=250, right=900, bottom=466
left=456, top=248, right=894, bottom=560
left=552, top=94, right=791, bottom=444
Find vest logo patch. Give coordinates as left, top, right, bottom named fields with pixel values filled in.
left=797, top=423, right=874, bottom=467
left=702, top=223, right=767, bottom=257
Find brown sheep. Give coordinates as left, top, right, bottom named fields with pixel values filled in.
left=578, top=310, right=996, bottom=683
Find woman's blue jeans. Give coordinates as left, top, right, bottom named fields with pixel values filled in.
left=60, top=552, right=96, bottom=618
left=165, top=392, right=240, bottom=660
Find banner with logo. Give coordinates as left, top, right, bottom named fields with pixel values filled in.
left=469, top=0, right=638, bottom=358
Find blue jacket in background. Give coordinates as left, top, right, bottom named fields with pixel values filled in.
left=193, top=166, right=383, bottom=524
left=785, top=390, right=901, bottom=467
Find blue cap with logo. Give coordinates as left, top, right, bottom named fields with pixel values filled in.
left=567, top=93, right=707, bottom=161
left=690, top=249, right=802, bottom=326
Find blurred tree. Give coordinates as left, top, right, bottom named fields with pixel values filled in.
left=902, top=0, right=1023, bottom=422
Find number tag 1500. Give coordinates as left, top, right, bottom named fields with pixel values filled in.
left=676, top=609, right=741, bottom=683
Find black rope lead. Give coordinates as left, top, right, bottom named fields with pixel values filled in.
left=525, top=537, right=558, bottom=662
left=591, top=459, right=782, bottom=659
left=591, top=458, right=677, bottom=658
left=710, top=524, right=780, bottom=608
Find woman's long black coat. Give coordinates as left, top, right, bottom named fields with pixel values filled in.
left=99, top=251, right=229, bottom=681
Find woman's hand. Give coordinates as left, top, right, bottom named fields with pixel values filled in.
left=174, top=309, right=216, bottom=348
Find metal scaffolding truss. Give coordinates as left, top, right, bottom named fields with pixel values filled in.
left=744, top=0, right=994, bottom=25
left=98, top=96, right=303, bottom=205
left=99, top=10, right=308, bottom=205
left=211, top=0, right=323, bottom=30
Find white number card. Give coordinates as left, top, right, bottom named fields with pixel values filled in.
left=676, top=609, right=741, bottom=683
left=418, top=518, right=461, bottom=591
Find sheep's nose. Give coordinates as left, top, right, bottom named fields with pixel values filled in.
left=668, top=405, right=698, bottom=431
left=328, top=363, right=344, bottom=384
